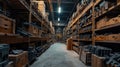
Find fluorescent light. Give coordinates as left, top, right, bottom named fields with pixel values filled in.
left=58, top=7, right=61, bottom=13
left=58, top=18, right=60, bottom=21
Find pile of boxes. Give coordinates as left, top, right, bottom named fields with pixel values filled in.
left=0, top=44, right=9, bottom=67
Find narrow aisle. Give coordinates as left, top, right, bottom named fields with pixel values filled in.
left=30, top=43, right=87, bottom=67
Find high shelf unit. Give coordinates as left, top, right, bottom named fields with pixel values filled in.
left=64, top=0, right=120, bottom=66
left=0, top=0, right=55, bottom=65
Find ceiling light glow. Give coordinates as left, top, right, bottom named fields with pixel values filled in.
left=58, top=7, right=61, bottom=13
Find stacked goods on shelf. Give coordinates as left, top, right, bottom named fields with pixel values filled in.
left=105, top=53, right=120, bottom=67
left=96, top=15, right=120, bottom=29
left=80, top=34, right=91, bottom=40
left=106, top=15, right=120, bottom=26
left=0, top=44, right=9, bottom=67
left=107, top=34, right=120, bottom=41
left=95, top=35, right=107, bottom=41
left=22, top=22, right=41, bottom=37
left=96, top=17, right=109, bottom=29
left=95, top=34, right=120, bottom=41
left=95, top=0, right=117, bottom=18
left=9, top=51, right=29, bottom=67
left=37, top=1, right=46, bottom=17
left=80, top=25, right=92, bottom=33
left=0, top=14, right=15, bottom=34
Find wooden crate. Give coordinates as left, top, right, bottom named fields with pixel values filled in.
left=92, top=54, right=106, bottom=67
left=0, top=14, right=15, bottom=34
left=66, top=38, right=73, bottom=50
left=81, top=50, right=91, bottom=65
left=9, top=51, right=29, bottom=67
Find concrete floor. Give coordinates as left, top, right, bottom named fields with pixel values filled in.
left=30, top=43, right=87, bottom=67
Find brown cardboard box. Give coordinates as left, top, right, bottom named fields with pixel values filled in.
left=9, top=51, right=29, bottom=67
left=0, top=14, right=15, bottom=34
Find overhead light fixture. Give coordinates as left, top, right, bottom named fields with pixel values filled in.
left=58, top=18, right=60, bottom=21
left=58, top=7, right=61, bottom=13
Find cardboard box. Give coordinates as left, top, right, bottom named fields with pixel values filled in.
left=9, top=51, right=29, bottom=67
left=0, top=14, right=15, bottom=34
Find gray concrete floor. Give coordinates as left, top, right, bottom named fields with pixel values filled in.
left=30, top=43, right=87, bottom=67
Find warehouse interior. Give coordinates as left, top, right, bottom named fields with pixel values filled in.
left=0, top=0, right=120, bottom=67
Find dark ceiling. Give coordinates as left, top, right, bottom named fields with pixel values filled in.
left=45, top=0, right=80, bottom=33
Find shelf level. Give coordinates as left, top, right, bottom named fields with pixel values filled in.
left=0, top=34, right=49, bottom=44
left=95, top=23, right=120, bottom=32
left=96, top=40, right=120, bottom=44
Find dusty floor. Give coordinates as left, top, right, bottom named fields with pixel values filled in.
left=30, top=43, right=87, bottom=67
